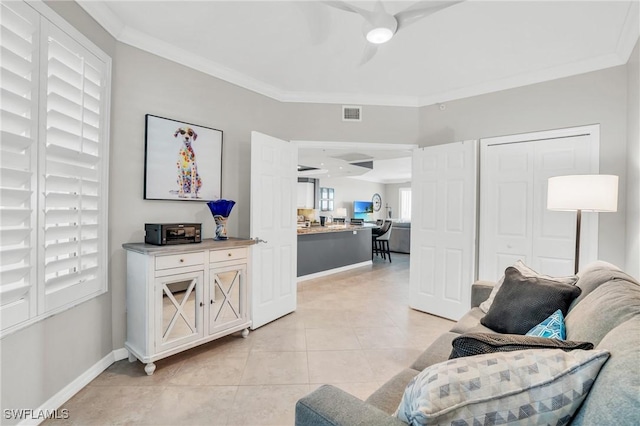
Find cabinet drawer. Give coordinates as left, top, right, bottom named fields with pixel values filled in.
left=156, top=252, right=205, bottom=270
left=210, top=247, right=247, bottom=263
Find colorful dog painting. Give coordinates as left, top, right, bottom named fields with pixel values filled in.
left=174, top=127, right=202, bottom=198
left=144, top=115, right=222, bottom=201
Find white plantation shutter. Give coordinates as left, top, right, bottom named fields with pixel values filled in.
left=0, top=1, right=39, bottom=329
left=40, top=21, right=108, bottom=312
left=0, top=1, right=110, bottom=333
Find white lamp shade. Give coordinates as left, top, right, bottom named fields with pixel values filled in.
left=547, top=175, right=618, bottom=212
left=336, top=208, right=347, bottom=217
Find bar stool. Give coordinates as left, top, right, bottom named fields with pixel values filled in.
left=372, top=220, right=393, bottom=262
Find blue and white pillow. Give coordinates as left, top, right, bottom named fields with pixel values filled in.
left=526, top=309, right=566, bottom=339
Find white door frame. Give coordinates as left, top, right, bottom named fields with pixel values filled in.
left=294, top=141, right=418, bottom=151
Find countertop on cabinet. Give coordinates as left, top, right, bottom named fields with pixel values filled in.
left=297, top=224, right=374, bottom=235
left=122, top=237, right=256, bottom=254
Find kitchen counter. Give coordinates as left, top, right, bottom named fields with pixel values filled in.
left=297, top=224, right=369, bottom=235
left=297, top=227, right=372, bottom=279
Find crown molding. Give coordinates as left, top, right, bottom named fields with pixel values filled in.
left=418, top=51, right=629, bottom=107
left=76, top=0, right=124, bottom=39
left=76, top=0, right=640, bottom=109
left=616, top=1, right=640, bottom=63
left=117, top=25, right=286, bottom=101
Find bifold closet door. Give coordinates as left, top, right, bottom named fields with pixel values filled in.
left=479, top=126, right=599, bottom=281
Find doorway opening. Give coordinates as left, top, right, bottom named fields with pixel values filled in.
left=294, top=140, right=417, bottom=276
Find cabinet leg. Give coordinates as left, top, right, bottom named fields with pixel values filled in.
left=128, top=352, right=136, bottom=363
left=241, top=328, right=249, bottom=338
left=144, top=362, right=156, bottom=376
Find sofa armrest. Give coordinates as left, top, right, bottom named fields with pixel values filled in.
left=295, top=385, right=406, bottom=426
left=471, top=280, right=495, bottom=308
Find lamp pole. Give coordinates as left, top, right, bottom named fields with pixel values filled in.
left=574, top=209, right=582, bottom=274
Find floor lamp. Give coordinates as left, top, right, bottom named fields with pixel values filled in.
left=547, top=175, right=618, bottom=274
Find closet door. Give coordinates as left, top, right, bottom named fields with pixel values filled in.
left=479, top=126, right=599, bottom=281
left=479, top=142, right=534, bottom=280
left=532, top=137, right=596, bottom=275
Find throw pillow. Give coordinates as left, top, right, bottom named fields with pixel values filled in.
left=394, top=348, right=610, bottom=426
left=527, top=309, right=566, bottom=339
left=448, top=332, right=593, bottom=359
left=480, top=267, right=582, bottom=334
left=479, top=261, right=578, bottom=313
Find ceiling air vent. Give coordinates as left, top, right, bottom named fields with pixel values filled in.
left=342, top=105, right=362, bottom=122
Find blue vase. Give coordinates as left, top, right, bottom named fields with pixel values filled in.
left=207, top=200, right=235, bottom=240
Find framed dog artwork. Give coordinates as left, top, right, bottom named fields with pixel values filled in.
left=144, top=114, right=223, bottom=201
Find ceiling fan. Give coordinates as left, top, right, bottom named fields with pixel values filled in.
left=324, top=0, right=464, bottom=64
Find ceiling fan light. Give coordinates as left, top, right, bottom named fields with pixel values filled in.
left=366, top=27, right=394, bottom=44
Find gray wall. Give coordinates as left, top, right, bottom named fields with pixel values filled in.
left=317, top=177, right=387, bottom=221
left=419, top=66, right=630, bottom=269
left=107, top=48, right=422, bottom=348
left=2, top=1, right=637, bottom=418
left=383, top=182, right=412, bottom=220
left=1, top=2, right=116, bottom=422
left=626, top=39, right=640, bottom=280
left=108, top=43, right=290, bottom=346
left=282, top=103, right=420, bottom=144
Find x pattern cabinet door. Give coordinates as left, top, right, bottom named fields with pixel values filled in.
left=209, top=264, right=247, bottom=334
left=155, top=271, right=204, bottom=352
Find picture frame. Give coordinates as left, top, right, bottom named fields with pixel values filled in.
left=144, top=114, right=223, bottom=201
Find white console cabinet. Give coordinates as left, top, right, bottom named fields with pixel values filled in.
left=123, top=238, right=255, bottom=375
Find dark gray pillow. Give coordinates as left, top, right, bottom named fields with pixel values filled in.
left=480, top=266, right=582, bottom=334
left=449, top=332, right=594, bottom=359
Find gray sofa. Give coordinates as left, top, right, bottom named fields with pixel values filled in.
left=388, top=221, right=410, bottom=254
left=296, top=261, right=640, bottom=425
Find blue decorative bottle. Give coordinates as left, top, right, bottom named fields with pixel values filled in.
left=206, top=199, right=236, bottom=240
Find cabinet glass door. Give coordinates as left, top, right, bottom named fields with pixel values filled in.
left=156, top=271, right=203, bottom=352
left=209, top=265, right=246, bottom=334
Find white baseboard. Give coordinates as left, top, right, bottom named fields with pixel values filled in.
left=19, top=348, right=127, bottom=426
left=112, top=347, right=129, bottom=361
left=297, top=260, right=373, bottom=282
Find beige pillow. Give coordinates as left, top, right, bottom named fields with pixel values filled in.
left=479, top=260, right=577, bottom=313
left=394, top=348, right=610, bottom=425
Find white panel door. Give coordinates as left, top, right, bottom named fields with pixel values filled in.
left=532, top=137, right=597, bottom=275
left=250, top=131, right=297, bottom=329
left=479, top=125, right=599, bottom=281
left=479, top=143, right=535, bottom=280
left=409, top=141, right=477, bottom=321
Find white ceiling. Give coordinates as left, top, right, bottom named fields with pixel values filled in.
left=297, top=142, right=415, bottom=183
left=77, top=0, right=639, bottom=183
left=78, top=0, right=639, bottom=108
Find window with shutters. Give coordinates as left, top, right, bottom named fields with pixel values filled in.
left=0, top=1, right=111, bottom=335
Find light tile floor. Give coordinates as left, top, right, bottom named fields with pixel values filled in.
left=46, top=254, right=454, bottom=426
